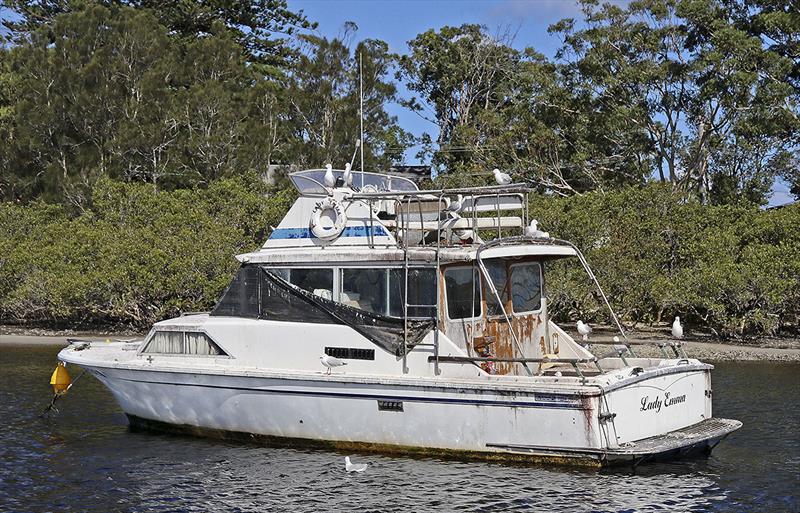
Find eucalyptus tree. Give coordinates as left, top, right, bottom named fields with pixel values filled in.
left=286, top=29, right=413, bottom=170
left=551, top=0, right=799, bottom=203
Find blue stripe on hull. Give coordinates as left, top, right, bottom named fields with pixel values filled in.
left=269, top=226, right=388, bottom=240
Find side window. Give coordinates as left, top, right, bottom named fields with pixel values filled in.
left=143, top=331, right=227, bottom=356
left=445, top=267, right=481, bottom=319
left=388, top=268, right=437, bottom=318
left=341, top=269, right=387, bottom=315
left=484, top=259, right=508, bottom=316
left=511, top=263, right=542, bottom=313
left=287, top=268, right=333, bottom=299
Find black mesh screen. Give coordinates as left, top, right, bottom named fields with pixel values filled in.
left=212, top=266, right=261, bottom=318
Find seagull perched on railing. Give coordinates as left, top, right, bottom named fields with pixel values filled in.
left=524, top=220, right=550, bottom=239
left=672, top=316, right=684, bottom=339
left=343, top=162, right=353, bottom=187
left=320, top=354, right=347, bottom=375
left=577, top=320, right=592, bottom=341
left=493, top=168, right=512, bottom=185
left=324, top=164, right=335, bottom=188
left=446, top=194, right=463, bottom=212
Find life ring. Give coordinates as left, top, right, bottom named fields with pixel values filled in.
left=309, top=197, right=347, bottom=241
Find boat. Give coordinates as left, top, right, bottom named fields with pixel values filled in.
left=57, top=168, right=741, bottom=466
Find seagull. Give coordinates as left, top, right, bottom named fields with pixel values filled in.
left=343, top=162, right=353, bottom=187
left=345, top=456, right=368, bottom=473
left=446, top=194, right=463, bottom=212
left=524, top=219, right=548, bottom=238
left=672, top=316, right=684, bottom=339
left=320, top=354, right=347, bottom=375
left=493, top=168, right=512, bottom=185
left=577, top=320, right=592, bottom=341
left=323, top=164, right=335, bottom=188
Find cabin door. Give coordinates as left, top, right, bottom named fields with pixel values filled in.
left=481, top=259, right=550, bottom=375
left=441, top=266, right=486, bottom=358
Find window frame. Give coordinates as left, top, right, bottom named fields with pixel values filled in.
left=138, top=329, right=232, bottom=358
left=509, top=261, right=544, bottom=315
left=443, top=265, right=483, bottom=321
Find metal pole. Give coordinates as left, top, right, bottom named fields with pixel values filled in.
left=359, top=51, right=365, bottom=186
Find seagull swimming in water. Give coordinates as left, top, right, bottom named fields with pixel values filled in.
left=320, top=354, right=347, bottom=375
left=577, top=320, right=592, bottom=341
left=345, top=456, right=368, bottom=473
left=323, top=164, right=335, bottom=188
left=672, top=316, right=684, bottom=339
left=493, top=168, right=512, bottom=185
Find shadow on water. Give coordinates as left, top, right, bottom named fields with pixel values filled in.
left=1, top=345, right=797, bottom=512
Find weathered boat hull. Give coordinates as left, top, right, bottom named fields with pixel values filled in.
left=67, top=357, right=740, bottom=467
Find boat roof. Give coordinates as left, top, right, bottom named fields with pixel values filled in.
left=243, top=168, right=575, bottom=263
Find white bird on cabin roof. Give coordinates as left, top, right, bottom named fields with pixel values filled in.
left=324, top=164, right=335, bottom=188
left=493, top=168, right=512, bottom=185
left=320, top=354, right=347, bottom=375
left=447, top=194, right=463, bottom=212
left=345, top=456, right=368, bottom=472
left=343, top=162, right=353, bottom=187
left=672, top=316, right=684, bottom=339
left=577, top=320, right=592, bottom=341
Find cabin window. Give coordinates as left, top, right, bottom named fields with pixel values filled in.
left=388, top=268, right=437, bottom=318
left=484, top=259, right=509, bottom=316
left=341, top=268, right=388, bottom=315
left=511, top=262, right=542, bottom=313
left=445, top=267, right=481, bottom=319
left=285, top=268, right=333, bottom=299
left=142, top=331, right=226, bottom=356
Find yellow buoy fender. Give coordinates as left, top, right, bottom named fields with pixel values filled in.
left=50, top=361, right=72, bottom=395
left=309, top=197, right=347, bottom=241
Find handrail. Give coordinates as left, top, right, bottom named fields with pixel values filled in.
left=347, top=183, right=532, bottom=200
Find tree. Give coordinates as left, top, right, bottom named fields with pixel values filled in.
left=551, top=0, right=799, bottom=203
left=286, top=28, right=413, bottom=170
left=2, top=0, right=315, bottom=68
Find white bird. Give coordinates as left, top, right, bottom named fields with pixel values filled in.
left=524, top=219, right=549, bottom=238
left=344, top=456, right=368, bottom=473
left=493, top=168, right=512, bottom=185
left=672, top=316, right=684, bottom=339
left=447, top=194, right=463, bottom=212
left=343, top=162, right=353, bottom=187
left=323, top=164, right=335, bottom=188
left=320, top=354, right=347, bottom=375
left=577, top=320, right=592, bottom=341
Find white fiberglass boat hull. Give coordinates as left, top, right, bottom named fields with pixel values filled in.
left=60, top=347, right=740, bottom=466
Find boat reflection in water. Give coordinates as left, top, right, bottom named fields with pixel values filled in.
left=58, top=168, right=741, bottom=466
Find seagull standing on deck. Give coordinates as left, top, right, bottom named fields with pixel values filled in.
left=493, top=168, right=512, bottom=185
left=345, top=456, right=368, bottom=472
left=672, top=316, right=684, bottom=339
left=323, top=164, right=335, bottom=188
left=577, top=320, right=592, bottom=341
left=320, top=354, right=347, bottom=375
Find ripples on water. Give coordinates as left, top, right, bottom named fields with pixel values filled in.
left=1, top=345, right=797, bottom=512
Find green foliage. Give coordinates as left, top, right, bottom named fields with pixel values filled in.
left=532, top=185, right=800, bottom=338
left=0, top=175, right=290, bottom=329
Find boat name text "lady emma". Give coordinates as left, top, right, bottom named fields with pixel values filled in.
left=639, top=392, right=687, bottom=413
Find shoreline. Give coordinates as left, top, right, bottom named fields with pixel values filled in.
left=2, top=329, right=799, bottom=362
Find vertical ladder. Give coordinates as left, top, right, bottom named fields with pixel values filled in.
left=400, top=195, right=441, bottom=376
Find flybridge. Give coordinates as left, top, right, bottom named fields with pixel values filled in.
left=261, top=167, right=539, bottom=250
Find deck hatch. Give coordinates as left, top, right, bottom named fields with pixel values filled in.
left=378, top=400, right=404, bottom=412
left=325, top=347, right=375, bottom=361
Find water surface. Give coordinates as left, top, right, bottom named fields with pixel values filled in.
left=1, top=345, right=797, bottom=512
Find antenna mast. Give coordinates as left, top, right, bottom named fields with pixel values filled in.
left=359, top=51, right=365, bottom=187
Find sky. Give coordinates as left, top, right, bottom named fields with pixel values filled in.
left=288, top=0, right=794, bottom=207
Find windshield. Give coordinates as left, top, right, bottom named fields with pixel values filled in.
left=289, top=169, right=419, bottom=195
